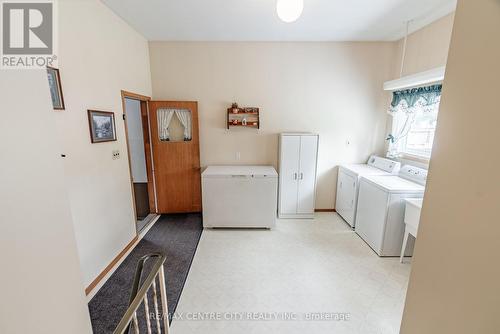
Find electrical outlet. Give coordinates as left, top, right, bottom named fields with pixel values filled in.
left=236, top=152, right=241, bottom=161
left=112, top=150, right=120, bottom=160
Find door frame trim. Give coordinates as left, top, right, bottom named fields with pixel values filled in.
left=120, top=90, right=158, bottom=225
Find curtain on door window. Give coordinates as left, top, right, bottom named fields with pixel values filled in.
left=157, top=109, right=175, bottom=141
left=174, top=109, right=192, bottom=141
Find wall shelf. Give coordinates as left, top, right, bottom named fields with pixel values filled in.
left=227, top=106, right=260, bottom=129
left=228, top=122, right=259, bottom=127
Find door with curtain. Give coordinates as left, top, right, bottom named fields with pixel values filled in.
left=148, top=101, right=201, bottom=213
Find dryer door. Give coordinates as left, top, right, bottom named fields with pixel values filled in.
left=336, top=170, right=356, bottom=227
left=355, top=180, right=388, bottom=255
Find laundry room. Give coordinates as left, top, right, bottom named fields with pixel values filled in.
left=7, top=1, right=499, bottom=334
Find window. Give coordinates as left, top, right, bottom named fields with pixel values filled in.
left=157, top=109, right=192, bottom=142
left=387, top=85, right=441, bottom=160
left=392, top=106, right=439, bottom=158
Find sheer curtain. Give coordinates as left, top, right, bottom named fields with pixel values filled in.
left=157, top=109, right=175, bottom=141
left=174, top=109, right=192, bottom=141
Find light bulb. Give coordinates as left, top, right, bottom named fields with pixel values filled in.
left=276, top=0, right=304, bottom=23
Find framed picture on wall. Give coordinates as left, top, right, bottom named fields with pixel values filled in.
left=46, top=66, right=65, bottom=110
left=87, top=110, right=117, bottom=143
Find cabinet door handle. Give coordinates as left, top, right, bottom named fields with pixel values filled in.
left=300, top=173, right=304, bottom=180
left=293, top=173, right=298, bottom=180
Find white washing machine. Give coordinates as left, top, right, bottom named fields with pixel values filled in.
left=355, top=165, right=428, bottom=256
left=336, top=156, right=401, bottom=228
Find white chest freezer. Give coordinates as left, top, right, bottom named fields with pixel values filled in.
left=202, top=166, right=278, bottom=229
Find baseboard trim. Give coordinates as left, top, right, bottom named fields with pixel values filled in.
left=315, top=209, right=336, bottom=212
left=85, top=235, right=138, bottom=296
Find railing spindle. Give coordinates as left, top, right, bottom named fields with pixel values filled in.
left=158, top=265, right=170, bottom=334
left=152, top=280, right=162, bottom=333
left=143, top=295, right=152, bottom=334
left=132, top=312, right=139, bottom=334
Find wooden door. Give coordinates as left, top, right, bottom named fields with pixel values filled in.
left=148, top=101, right=201, bottom=213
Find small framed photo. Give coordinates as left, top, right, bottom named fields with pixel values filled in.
left=46, top=66, right=65, bottom=110
left=87, top=110, right=117, bottom=143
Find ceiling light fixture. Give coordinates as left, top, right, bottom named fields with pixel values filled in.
left=276, top=0, right=304, bottom=23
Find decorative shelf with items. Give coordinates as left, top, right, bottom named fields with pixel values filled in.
left=227, top=103, right=260, bottom=129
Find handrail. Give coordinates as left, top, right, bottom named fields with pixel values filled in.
left=113, top=253, right=170, bottom=334
left=127, top=253, right=162, bottom=309
left=125, top=253, right=162, bottom=334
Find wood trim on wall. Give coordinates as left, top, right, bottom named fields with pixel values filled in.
left=315, top=209, right=336, bottom=212
left=121, top=90, right=151, bottom=101
left=85, top=235, right=138, bottom=295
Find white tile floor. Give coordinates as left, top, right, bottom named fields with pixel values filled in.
left=170, top=213, right=411, bottom=334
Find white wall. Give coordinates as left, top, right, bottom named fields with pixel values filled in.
left=124, top=98, right=148, bottom=183
left=0, top=70, right=92, bottom=334
left=149, top=42, right=398, bottom=209
left=398, top=13, right=455, bottom=76
left=55, top=0, right=152, bottom=287
left=401, top=0, right=500, bottom=332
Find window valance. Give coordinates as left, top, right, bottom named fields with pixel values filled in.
left=389, top=84, right=442, bottom=114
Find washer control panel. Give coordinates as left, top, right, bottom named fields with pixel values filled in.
left=399, top=166, right=428, bottom=185
left=368, top=155, right=401, bottom=174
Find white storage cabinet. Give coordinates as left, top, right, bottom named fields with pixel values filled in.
left=202, top=166, right=278, bottom=229
left=278, top=133, right=319, bottom=219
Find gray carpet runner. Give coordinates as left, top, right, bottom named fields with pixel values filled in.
left=88, top=213, right=203, bottom=333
